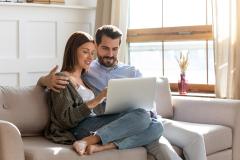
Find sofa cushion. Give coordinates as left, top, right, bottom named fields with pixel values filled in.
left=0, top=86, right=49, bottom=136
left=154, top=78, right=173, bottom=118
left=207, top=149, right=232, bottom=160
left=23, top=137, right=147, bottom=160
left=163, top=119, right=232, bottom=155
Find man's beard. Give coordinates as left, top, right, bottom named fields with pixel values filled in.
left=98, top=56, right=117, bottom=67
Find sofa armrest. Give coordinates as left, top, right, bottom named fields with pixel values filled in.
left=172, top=96, right=240, bottom=160
left=0, top=120, right=25, bottom=160
left=172, top=96, right=240, bottom=127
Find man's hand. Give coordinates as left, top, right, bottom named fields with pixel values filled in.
left=38, top=65, right=69, bottom=92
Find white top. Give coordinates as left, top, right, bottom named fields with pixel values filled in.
left=77, top=85, right=95, bottom=102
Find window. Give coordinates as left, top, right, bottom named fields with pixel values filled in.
left=127, top=0, right=214, bottom=93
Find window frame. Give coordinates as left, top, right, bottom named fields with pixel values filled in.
left=127, top=25, right=212, bottom=42
left=127, top=25, right=214, bottom=93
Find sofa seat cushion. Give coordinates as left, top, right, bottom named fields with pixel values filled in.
left=163, top=119, right=232, bottom=155
left=22, top=137, right=147, bottom=160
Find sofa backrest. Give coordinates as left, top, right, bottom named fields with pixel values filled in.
left=0, top=78, right=173, bottom=136
left=155, top=78, right=173, bottom=118
left=0, top=86, right=49, bottom=136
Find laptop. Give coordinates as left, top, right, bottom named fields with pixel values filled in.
left=104, top=77, right=156, bottom=114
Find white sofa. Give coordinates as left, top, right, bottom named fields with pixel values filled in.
left=0, top=78, right=240, bottom=160
left=155, top=78, right=240, bottom=160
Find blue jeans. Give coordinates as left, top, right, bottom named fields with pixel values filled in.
left=70, top=108, right=163, bottom=149
left=114, top=118, right=163, bottom=149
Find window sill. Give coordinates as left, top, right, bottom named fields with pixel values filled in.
left=171, top=92, right=216, bottom=98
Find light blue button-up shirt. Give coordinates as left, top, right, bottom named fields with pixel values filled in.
left=85, top=59, right=142, bottom=93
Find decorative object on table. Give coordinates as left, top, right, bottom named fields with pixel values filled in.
left=176, top=51, right=189, bottom=95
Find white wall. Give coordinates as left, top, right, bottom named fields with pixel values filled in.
left=0, top=3, right=96, bottom=87
left=65, top=0, right=97, bottom=7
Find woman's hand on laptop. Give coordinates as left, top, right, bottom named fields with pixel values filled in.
left=98, top=88, right=107, bottom=103
left=86, top=88, right=107, bottom=109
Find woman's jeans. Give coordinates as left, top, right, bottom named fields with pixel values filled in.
left=70, top=108, right=163, bottom=149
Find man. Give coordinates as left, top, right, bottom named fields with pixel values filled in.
left=38, top=25, right=181, bottom=160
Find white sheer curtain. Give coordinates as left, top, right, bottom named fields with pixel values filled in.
left=212, top=0, right=240, bottom=99
left=95, top=0, right=129, bottom=63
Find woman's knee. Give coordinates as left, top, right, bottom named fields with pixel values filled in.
left=131, top=108, right=151, bottom=123
left=131, top=108, right=149, bottom=117
left=125, top=108, right=151, bottom=130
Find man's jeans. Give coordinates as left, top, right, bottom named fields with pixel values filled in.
left=70, top=108, right=163, bottom=149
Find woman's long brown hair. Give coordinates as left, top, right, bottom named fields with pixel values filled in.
left=61, top=31, right=94, bottom=74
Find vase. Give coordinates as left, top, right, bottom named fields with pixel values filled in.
left=178, top=73, right=188, bottom=95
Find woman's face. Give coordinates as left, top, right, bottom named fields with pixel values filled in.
left=76, top=42, right=95, bottom=70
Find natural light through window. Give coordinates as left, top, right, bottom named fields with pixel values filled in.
left=128, top=0, right=214, bottom=92
left=129, top=0, right=162, bottom=28
left=163, top=0, right=206, bottom=27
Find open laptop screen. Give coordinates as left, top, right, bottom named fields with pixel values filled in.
left=104, top=77, right=156, bottom=114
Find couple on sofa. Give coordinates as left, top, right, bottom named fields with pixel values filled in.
left=38, top=25, right=163, bottom=156
left=38, top=25, right=206, bottom=160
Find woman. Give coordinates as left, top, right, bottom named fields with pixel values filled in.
left=44, top=31, right=162, bottom=155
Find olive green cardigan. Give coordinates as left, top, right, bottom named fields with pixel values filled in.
left=44, top=73, right=104, bottom=144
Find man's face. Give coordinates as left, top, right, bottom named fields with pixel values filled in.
left=96, top=35, right=120, bottom=67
